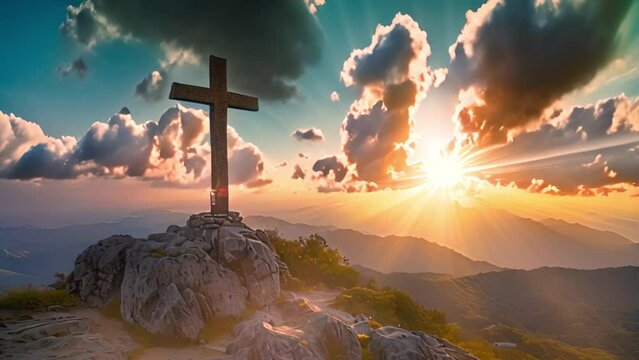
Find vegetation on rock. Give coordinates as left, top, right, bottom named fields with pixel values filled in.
left=270, top=232, right=359, bottom=289
left=0, top=286, right=80, bottom=310
left=333, top=286, right=454, bottom=339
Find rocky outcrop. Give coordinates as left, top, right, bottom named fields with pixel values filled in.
left=224, top=294, right=477, bottom=360
left=66, top=235, right=136, bottom=307
left=0, top=312, right=129, bottom=360
left=366, top=326, right=478, bottom=360
left=67, top=212, right=282, bottom=340
left=225, top=295, right=362, bottom=360
left=65, top=211, right=478, bottom=359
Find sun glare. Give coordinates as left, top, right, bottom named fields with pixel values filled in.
left=429, top=155, right=464, bottom=187
left=423, top=151, right=469, bottom=193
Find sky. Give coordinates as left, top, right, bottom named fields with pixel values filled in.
left=0, top=0, right=638, bottom=235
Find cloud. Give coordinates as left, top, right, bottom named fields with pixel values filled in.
left=292, top=127, right=325, bottom=142
left=448, top=0, right=633, bottom=146
left=61, top=0, right=323, bottom=101
left=291, top=164, right=306, bottom=180
left=312, top=155, right=347, bottom=183
left=135, top=70, right=167, bottom=102
left=134, top=43, right=199, bottom=102
left=227, top=126, right=272, bottom=187
left=59, top=1, right=120, bottom=48
left=330, top=91, right=340, bottom=102
left=159, top=42, right=200, bottom=69
left=0, top=106, right=271, bottom=187
left=322, top=13, right=441, bottom=190
left=477, top=95, right=639, bottom=195
left=57, top=58, right=88, bottom=78
left=305, top=0, right=326, bottom=14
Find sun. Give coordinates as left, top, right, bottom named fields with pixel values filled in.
left=424, top=151, right=468, bottom=191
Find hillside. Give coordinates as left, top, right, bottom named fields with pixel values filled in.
left=247, top=206, right=639, bottom=271
left=374, top=202, right=639, bottom=269
left=0, top=210, right=188, bottom=287
left=358, top=266, right=639, bottom=359
left=245, top=215, right=501, bottom=276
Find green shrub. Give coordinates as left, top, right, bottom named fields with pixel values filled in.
left=49, top=272, right=68, bottom=290
left=332, top=287, right=451, bottom=338
left=0, top=286, right=80, bottom=310
left=270, top=232, right=359, bottom=289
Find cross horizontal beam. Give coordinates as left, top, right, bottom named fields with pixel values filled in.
left=170, top=83, right=258, bottom=111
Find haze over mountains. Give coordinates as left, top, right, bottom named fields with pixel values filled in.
left=245, top=215, right=500, bottom=276
left=357, top=265, right=639, bottom=359
left=1, top=205, right=638, bottom=288
left=246, top=209, right=639, bottom=270
left=322, top=202, right=639, bottom=269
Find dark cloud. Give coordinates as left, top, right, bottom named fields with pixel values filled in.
left=60, top=1, right=119, bottom=48
left=0, top=106, right=271, bottom=187
left=342, top=101, right=410, bottom=182
left=328, top=13, right=440, bottom=188
left=61, top=0, right=323, bottom=101
left=477, top=95, right=639, bottom=195
left=448, top=0, right=633, bottom=146
left=312, top=156, right=347, bottom=182
left=57, top=58, right=88, bottom=78
left=135, top=43, right=199, bottom=102
left=343, top=25, right=414, bottom=87
left=292, top=127, right=325, bottom=142
left=135, top=70, right=168, bottom=102
left=291, top=164, right=306, bottom=180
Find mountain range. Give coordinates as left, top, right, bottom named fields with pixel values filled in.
left=2, top=206, right=637, bottom=287
left=245, top=215, right=500, bottom=276
left=356, top=265, right=639, bottom=359
left=247, top=204, right=639, bottom=270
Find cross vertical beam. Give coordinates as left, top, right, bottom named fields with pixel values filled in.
left=210, top=56, right=229, bottom=214
left=169, top=55, right=259, bottom=214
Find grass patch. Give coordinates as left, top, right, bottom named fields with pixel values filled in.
left=0, top=286, right=80, bottom=310
left=332, top=286, right=453, bottom=339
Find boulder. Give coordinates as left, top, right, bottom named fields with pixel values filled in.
left=368, top=326, right=478, bottom=360
left=67, top=235, right=136, bottom=307
left=68, top=212, right=282, bottom=340
left=225, top=296, right=361, bottom=360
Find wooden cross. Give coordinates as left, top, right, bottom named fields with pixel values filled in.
left=169, top=55, right=259, bottom=214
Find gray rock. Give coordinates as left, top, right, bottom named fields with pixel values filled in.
left=225, top=297, right=361, bottom=360
left=67, top=235, right=136, bottom=307
left=165, top=224, right=184, bottom=233
left=70, top=212, right=281, bottom=340
left=0, top=312, right=129, bottom=360
left=120, top=245, right=247, bottom=340
left=215, top=226, right=280, bottom=306
left=368, top=326, right=478, bottom=360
